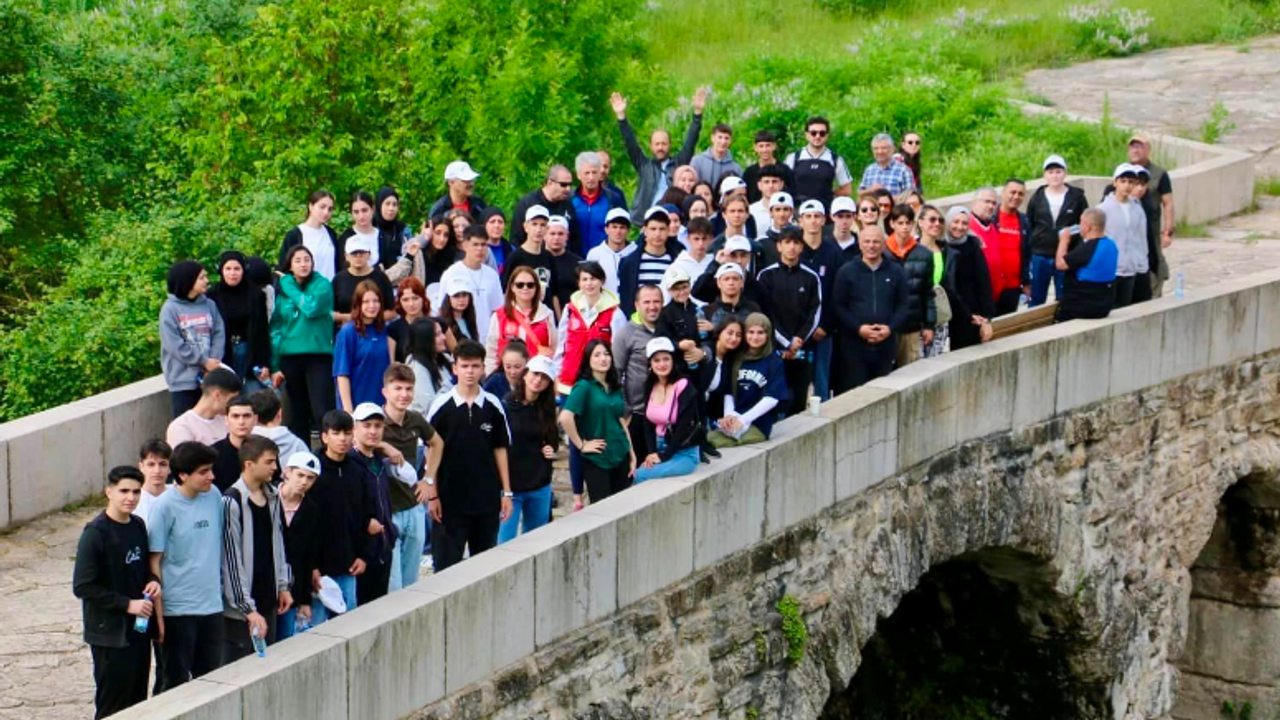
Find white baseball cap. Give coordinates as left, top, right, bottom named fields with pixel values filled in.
left=643, top=206, right=670, bottom=223
left=444, top=160, right=480, bottom=182
left=1112, top=163, right=1145, bottom=180
left=344, top=235, right=374, bottom=255
left=605, top=207, right=632, bottom=225
left=724, top=236, right=753, bottom=254
left=798, top=199, right=826, bottom=216
left=352, top=402, right=385, bottom=422
left=1043, top=154, right=1067, bottom=171
left=768, top=192, right=794, bottom=209
left=526, top=355, right=555, bottom=379
left=443, top=274, right=472, bottom=297
left=715, top=262, right=745, bottom=279
left=660, top=266, right=692, bottom=291
left=548, top=215, right=570, bottom=229
left=285, top=451, right=321, bottom=475
left=719, top=176, right=747, bottom=198
left=317, top=576, right=348, bottom=614
left=525, top=204, right=550, bottom=222
left=830, top=197, right=857, bottom=215
left=645, top=336, right=676, bottom=358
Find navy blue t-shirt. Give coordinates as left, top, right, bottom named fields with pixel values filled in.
left=733, top=352, right=789, bottom=438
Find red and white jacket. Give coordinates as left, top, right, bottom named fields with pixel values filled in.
left=553, top=289, right=626, bottom=395
left=483, top=302, right=556, bottom=375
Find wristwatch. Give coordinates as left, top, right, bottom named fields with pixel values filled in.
left=501, top=491, right=514, bottom=498
left=424, top=476, right=435, bottom=486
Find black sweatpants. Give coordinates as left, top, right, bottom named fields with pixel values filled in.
left=279, top=353, right=334, bottom=441
left=1114, top=274, right=1153, bottom=309
left=432, top=512, right=500, bottom=573
left=995, top=287, right=1023, bottom=316
left=222, top=613, right=278, bottom=665
left=584, top=461, right=631, bottom=504
left=162, top=613, right=224, bottom=690
left=357, top=561, right=392, bottom=606
left=91, top=641, right=150, bottom=719
left=782, top=357, right=812, bottom=417
left=832, top=341, right=896, bottom=396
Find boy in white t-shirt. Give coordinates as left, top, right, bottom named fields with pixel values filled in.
left=133, top=439, right=173, bottom=526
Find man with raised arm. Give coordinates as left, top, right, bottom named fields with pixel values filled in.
left=611, top=87, right=708, bottom=222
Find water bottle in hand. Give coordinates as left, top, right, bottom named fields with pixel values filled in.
left=251, top=625, right=267, bottom=658
left=133, top=593, right=151, bottom=634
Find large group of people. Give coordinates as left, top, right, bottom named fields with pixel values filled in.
left=76, top=88, right=1175, bottom=718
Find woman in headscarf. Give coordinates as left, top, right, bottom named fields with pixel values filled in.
left=706, top=313, right=787, bottom=448
left=374, top=186, right=414, bottom=270
left=160, top=260, right=225, bottom=417
left=207, top=250, right=273, bottom=393
left=942, top=206, right=995, bottom=351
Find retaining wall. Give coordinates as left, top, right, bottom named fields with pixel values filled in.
left=109, top=257, right=1280, bottom=719
left=0, top=114, right=1256, bottom=532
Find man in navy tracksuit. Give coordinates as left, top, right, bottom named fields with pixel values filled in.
left=757, top=226, right=823, bottom=416
left=831, top=226, right=909, bottom=395
left=1055, top=208, right=1120, bottom=323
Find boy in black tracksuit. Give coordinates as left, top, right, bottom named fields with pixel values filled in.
left=309, top=410, right=374, bottom=624
left=73, top=467, right=161, bottom=719
left=756, top=228, right=822, bottom=416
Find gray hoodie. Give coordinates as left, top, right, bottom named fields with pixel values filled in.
left=251, top=425, right=310, bottom=463
left=159, top=294, right=225, bottom=391
left=691, top=149, right=743, bottom=187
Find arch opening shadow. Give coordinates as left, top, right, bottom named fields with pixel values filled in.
left=822, top=547, right=1107, bottom=720
left=1174, top=473, right=1280, bottom=719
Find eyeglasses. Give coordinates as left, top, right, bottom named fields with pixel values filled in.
left=512, top=281, right=537, bottom=290
left=807, top=129, right=828, bottom=137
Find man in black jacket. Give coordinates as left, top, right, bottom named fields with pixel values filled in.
left=757, top=227, right=822, bottom=416
left=510, top=165, right=576, bottom=248
left=73, top=466, right=161, bottom=719
left=308, top=410, right=372, bottom=625
left=831, top=226, right=908, bottom=395
left=1025, top=155, right=1091, bottom=307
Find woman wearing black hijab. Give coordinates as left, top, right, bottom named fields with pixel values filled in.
left=374, top=186, right=413, bottom=271
left=207, top=250, right=273, bottom=393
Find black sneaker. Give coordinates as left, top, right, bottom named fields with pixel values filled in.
left=702, top=443, right=721, bottom=459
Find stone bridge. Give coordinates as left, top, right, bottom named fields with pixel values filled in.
left=109, top=267, right=1280, bottom=720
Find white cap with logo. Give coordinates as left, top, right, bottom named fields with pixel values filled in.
left=768, top=192, right=794, bottom=209
left=798, top=199, right=826, bottom=216
left=285, top=451, right=321, bottom=475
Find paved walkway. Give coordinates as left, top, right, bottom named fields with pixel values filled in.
left=1025, top=35, right=1280, bottom=177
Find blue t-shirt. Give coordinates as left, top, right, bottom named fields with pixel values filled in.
left=333, top=321, right=392, bottom=411
left=734, top=352, right=789, bottom=438
left=146, top=486, right=224, bottom=617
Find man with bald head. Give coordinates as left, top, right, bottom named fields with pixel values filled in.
left=511, top=164, right=578, bottom=247
left=611, top=87, right=707, bottom=223
left=830, top=225, right=909, bottom=394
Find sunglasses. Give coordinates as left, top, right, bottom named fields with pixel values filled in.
left=555, top=181, right=573, bottom=188
left=512, top=281, right=537, bottom=290
left=807, top=129, right=829, bottom=137
left=922, top=216, right=942, bottom=224
left=903, top=140, right=920, bottom=146
left=859, top=206, right=878, bottom=213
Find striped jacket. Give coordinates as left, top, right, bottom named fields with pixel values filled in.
left=221, top=479, right=292, bottom=620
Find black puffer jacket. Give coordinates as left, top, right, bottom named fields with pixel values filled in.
left=886, top=241, right=936, bottom=332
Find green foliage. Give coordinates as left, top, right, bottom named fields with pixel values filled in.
left=1257, top=176, right=1280, bottom=198
left=776, top=596, right=808, bottom=665
left=1220, top=699, right=1255, bottom=720
left=1200, top=102, right=1237, bottom=144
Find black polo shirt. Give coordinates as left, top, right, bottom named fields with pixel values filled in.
left=426, top=388, right=510, bottom=517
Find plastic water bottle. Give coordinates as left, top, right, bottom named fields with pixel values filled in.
left=295, top=614, right=312, bottom=635
left=1175, top=272, right=1185, bottom=299
left=251, top=625, right=267, bottom=658
left=1018, top=294, right=1029, bottom=311
left=133, top=593, right=151, bottom=634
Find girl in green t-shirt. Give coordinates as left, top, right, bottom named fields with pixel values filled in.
left=559, top=339, right=635, bottom=504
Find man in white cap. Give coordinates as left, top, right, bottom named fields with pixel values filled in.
left=1025, top=155, right=1090, bottom=306
left=1127, top=133, right=1175, bottom=296
left=440, top=224, right=504, bottom=340
left=585, top=207, right=638, bottom=294
left=693, top=235, right=766, bottom=308
left=656, top=266, right=701, bottom=362
left=796, top=199, right=843, bottom=400
left=501, top=204, right=558, bottom=298
left=757, top=191, right=797, bottom=267
left=429, top=160, right=487, bottom=220
left=348, top=402, right=397, bottom=605
left=544, top=215, right=584, bottom=316
left=1097, top=163, right=1150, bottom=308
left=611, top=86, right=707, bottom=222
left=757, top=225, right=822, bottom=416
left=702, top=262, right=761, bottom=328
left=331, top=234, right=395, bottom=326
left=510, top=164, right=576, bottom=248
left=276, top=450, right=322, bottom=640
left=829, top=196, right=860, bottom=263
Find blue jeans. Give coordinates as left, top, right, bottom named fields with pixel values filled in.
left=811, top=336, right=833, bottom=401
left=231, top=341, right=271, bottom=396
left=498, top=485, right=553, bottom=543
left=309, top=573, right=357, bottom=626
left=1028, top=255, right=1063, bottom=307
left=634, top=446, right=700, bottom=482
left=276, top=607, right=305, bottom=640
left=389, top=505, right=427, bottom=591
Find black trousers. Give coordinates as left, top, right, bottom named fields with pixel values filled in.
left=782, top=357, right=812, bottom=417
left=432, top=512, right=500, bottom=573
left=357, top=561, right=392, bottom=606
left=584, top=460, right=631, bottom=504
left=151, top=640, right=167, bottom=695
left=221, top=612, right=277, bottom=665
left=162, top=613, right=224, bottom=690
left=91, top=641, right=150, bottom=719
left=832, top=340, right=895, bottom=396
left=1114, top=274, right=1152, bottom=309
left=280, top=353, right=334, bottom=441
left=995, top=287, right=1023, bottom=316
